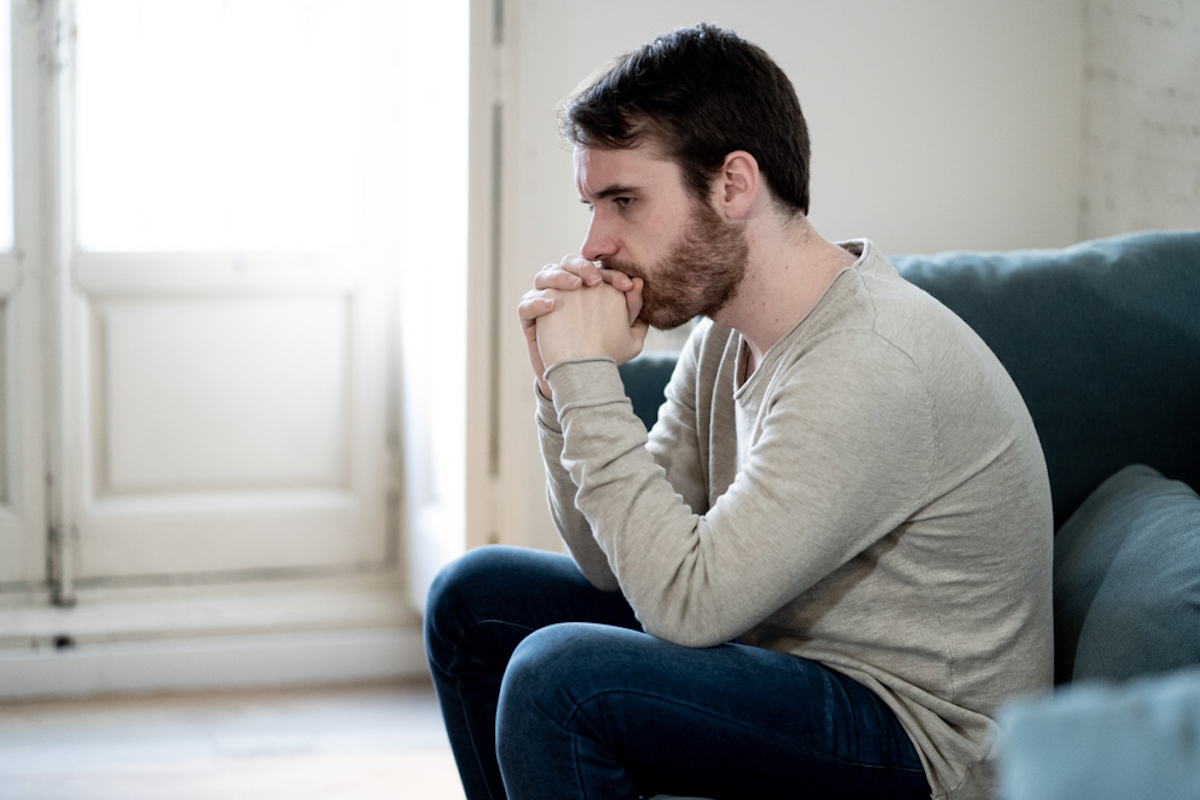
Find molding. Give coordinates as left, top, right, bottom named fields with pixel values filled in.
left=0, top=573, right=417, bottom=644
left=0, top=573, right=428, bottom=700
left=0, top=625, right=428, bottom=701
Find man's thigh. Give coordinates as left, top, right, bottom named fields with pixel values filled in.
left=497, top=622, right=929, bottom=800
left=425, top=545, right=640, bottom=670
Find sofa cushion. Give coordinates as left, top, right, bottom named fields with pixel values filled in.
left=893, top=230, right=1200, bottom=529
left=998, top=667, right=1200, bottom=800
left=618, top=351, right=681, bottom=431
left=1053, top=464, right=1200, bottom=683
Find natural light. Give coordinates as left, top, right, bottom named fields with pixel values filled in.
left=75, top=0, right=373, bottom=252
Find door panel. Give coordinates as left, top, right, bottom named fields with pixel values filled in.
left=97, top=296, right=350, bottom=494
left=70, top=269, right=389, bottom=582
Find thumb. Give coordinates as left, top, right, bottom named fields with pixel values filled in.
left=625, top=277, right=644, bottom=327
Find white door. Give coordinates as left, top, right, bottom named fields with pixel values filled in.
left=48, top=0, right=400, bottom=597
left=0, top=1, right=47, bottom=592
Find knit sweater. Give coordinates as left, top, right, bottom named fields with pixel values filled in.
left=536, top=239, right=1054, bottom=799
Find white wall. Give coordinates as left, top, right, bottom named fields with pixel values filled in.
left=483, top=0, right=1088, bottom=553
left=1081, top=0, right=1200, bottom=237
left=512, top=0, right=1086, bottom=261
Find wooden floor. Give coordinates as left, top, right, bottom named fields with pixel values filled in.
left=0, top=679, right=466, bottom=800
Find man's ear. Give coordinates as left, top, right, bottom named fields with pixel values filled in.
left=713, top=150, right=759, bottom=219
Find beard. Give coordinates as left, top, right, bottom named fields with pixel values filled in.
left=601, top=198, right=750, bottom=331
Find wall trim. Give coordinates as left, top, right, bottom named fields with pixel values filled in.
left=0, top=626, right=428, bottom=701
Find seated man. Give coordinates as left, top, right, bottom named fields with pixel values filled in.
left=425, top=23, right=1053, bottom=800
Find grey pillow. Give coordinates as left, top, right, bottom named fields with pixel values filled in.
left=1054, top=464, right=1200, bottom=683
left=998, top=667, right=1200, bottom=800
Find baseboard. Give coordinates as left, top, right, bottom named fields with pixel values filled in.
left=0, top=626, right=429, bottom=701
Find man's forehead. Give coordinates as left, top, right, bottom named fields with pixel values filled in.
left=573, top=143, right=678, bottom=195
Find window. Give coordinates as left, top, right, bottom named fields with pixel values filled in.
left=75, top=1, right=370, bottom=252
left=0, top=0, right=468, bottom=606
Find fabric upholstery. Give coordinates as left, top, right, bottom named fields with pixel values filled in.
left=617, top=350, right=679, bottom=431
left=1052, top=464, right=1200, bottom=683
left=621, top=232, right=1200, bottom=530
left=998, top=667, right=1200, bottom=800
left=893, top=229, right=1200, bottom=529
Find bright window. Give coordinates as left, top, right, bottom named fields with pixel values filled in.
left=75, top=0, right=371, bottom=252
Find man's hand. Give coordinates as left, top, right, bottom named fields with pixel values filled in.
left=537, top=279, right=647, bottom=366
left=518, top=255, right=647, bottom=399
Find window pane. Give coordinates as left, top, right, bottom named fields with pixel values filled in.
left=75, top=0, right=368, bottom=252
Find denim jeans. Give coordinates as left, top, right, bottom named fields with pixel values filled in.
left=424, top=545, right=930, bottom=800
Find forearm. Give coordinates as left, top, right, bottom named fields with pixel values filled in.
left=535, top=382, right=620, bottom=590
left=546, top=349, right=937, bottom=649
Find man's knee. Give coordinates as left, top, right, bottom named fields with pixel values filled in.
left=425, top=545, right=586, bottom=670
left=427, top=546, right=506, bottom=622
left=497, top=624, right=652, bottom=776
left=500, top=623, right=643, bottom=715
left=424, top=546, right=518, bottom=666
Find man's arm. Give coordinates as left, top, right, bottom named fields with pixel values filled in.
left=518, top=254, right=650, bottom=589
left=546, top=332, right=937, bottom=647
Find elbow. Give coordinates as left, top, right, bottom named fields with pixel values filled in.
left=646, top=625, right=730, bottom=650
left=638, top=610, right=739, bottom=649
left=588, top=572, right=622, bottom=593
left=577, top=561, right=621, bottom=592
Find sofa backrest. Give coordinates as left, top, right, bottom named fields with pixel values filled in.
left=894, top=230, right=1200, bottom=530
left=619, top=230, right=1200, bottom=531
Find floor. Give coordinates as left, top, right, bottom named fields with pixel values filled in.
left=0, top=680, right=466, bottom=800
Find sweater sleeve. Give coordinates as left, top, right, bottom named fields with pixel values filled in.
left=536, top=374, right=622, bottom=591
left=546, top=331, right=938, bottom=648
left=537, top=335, right=712, bottom=591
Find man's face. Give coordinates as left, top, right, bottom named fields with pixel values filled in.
left=574, top=144, right=749, bottom=330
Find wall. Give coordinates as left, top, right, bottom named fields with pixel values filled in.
left=482, top=0, right=1089, bottom=553
left=1082, top=0, right=1200, bottom=237
left=512, top=0, right=1086, bottom=259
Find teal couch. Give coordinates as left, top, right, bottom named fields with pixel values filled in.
left=618, top=230, right=1200, bottom=799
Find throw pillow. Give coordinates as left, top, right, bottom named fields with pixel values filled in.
left=1053, top=464, right=1200, bottom=683
left=998, top=667, right=1200, bottom=800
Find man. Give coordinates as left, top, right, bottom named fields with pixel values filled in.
left=426, top=23, right=1053, bottom=800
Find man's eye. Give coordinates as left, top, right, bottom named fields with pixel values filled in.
left=614, top=197, right=634, bottom=209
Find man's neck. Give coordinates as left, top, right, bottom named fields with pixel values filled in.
left=717, top=217, right=858, bottom=377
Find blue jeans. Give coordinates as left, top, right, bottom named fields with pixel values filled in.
left=424, top=545, right=930, bottom=800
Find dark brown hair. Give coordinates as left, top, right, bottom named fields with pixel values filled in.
left=561, top=23, right=811, bottom=215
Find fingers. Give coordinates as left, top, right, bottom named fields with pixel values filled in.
left=601, top=268, right=635, bottom=292
left=624, top=277, right=644, bottom=327
left=534, top=256, right=599, bottom=290
left=534, top=264, right=584, bottom=291
left=560, top=254, right=605, bottom=287
left=626, top=319, right=650, bottom=361
left=517, top=290, right=556, bottom=329
left=535, top=255, right=635, bottom=293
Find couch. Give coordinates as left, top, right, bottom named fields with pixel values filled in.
left=617, top=229, right=1200, bottom=799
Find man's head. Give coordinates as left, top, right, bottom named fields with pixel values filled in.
left=561, top=23, right=811, bottom=216
left=573, top=137, right=750, bottom=331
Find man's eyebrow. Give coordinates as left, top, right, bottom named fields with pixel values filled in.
left=580, top=184, right=641, bottom=203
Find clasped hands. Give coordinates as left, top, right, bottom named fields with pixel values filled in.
left=518, top=255, right=649, bottom=399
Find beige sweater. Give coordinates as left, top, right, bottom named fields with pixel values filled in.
left=537, top=240, right=1054, bottom=800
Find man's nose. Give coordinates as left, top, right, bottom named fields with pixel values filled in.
left=580, top=217, right=615, bottom=263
